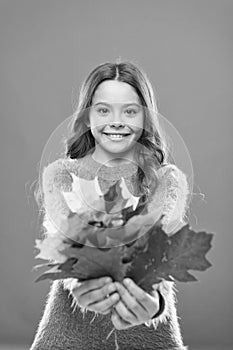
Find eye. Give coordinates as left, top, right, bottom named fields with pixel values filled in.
left=97, top=107, right=109, bottom=115
left=125, top=108, right=137, bottom=115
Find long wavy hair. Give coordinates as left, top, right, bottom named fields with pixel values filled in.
left=34, top=60, right=171, bottom=212
left=65, top=60, right=170, bottom=198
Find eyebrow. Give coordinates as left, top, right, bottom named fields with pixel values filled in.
left=93, top=102, right=141, bottom=108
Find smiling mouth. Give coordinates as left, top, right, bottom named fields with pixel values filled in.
left=103, top=133, right=131, bottom=140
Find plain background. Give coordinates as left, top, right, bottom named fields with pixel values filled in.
left=0, top=0, right=232, bottom=349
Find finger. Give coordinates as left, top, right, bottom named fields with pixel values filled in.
left=88, top=293, right=120, bottom=314
left=111, top=310, right=132, bottom=330
left=87, top=281, right=117, bottom=303
left=123, top=278, right=160, bottom=317
left=81, top=282, right=117, bottom=308
left=115, top=282, right=148, bottom=320
left=101, top=307, right=112, bottom=315
left=74, top=277, right=112, bottom=297
left=114, top=299, right=138, bottom=324
left=122, top=278, right=154, bottom=313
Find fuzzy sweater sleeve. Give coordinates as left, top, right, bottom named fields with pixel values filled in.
left=40, top=159, right=82, bottom=292
left=160, top=164, right=189, bottom=235
left=41, top=159, right=73, bottom=229
left=145, top=164, right=189, bottom=328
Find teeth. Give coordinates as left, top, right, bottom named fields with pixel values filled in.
left=106, top=134, right=125, bottom=138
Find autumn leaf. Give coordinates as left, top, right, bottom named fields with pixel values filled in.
left=127, top=222, right=213, bottom=292
left=64, top=243, right=134, bottom=281
left=62, top=174, right=140, bottom=216
left=35, top=244, right=132, bottom=283
left=34, top=258, right=80, bottom=282
left=35, top=220, right=214, bottom=289
left=62, top=173, right=106, bottom=214
left=118, top=178, right=140, bottom=211
left=34, top=174, right=214, bottom=290
left=35, top=234, right=69, bottom=263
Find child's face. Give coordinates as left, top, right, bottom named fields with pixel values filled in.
left=87, top=80, right=144, bottom=161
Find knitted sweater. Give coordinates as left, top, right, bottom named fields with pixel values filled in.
left=30, top=153, right=189, bottom=350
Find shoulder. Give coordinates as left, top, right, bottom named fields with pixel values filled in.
left=157, top=163, right=185, bottom=178
left=42, top=158, right=82, bottom=192
left=157, top=163, right=189, bottom=194
left=157, top=164, right=190, bottom=233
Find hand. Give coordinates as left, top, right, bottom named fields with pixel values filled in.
left=111, top=278, right=160, bottom=330
left=71, top=276, right=120, bottom=315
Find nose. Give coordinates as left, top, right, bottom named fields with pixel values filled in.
left=109, top=108, right=125, bottom=124
left=109, top=122, right=125, bottom=128
left=109, top=110, right=125, bottom=129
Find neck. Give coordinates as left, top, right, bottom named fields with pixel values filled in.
left=91, top=147, right=136, bottom=168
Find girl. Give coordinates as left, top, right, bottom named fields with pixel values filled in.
left=31, top=61, right=189, bottom=350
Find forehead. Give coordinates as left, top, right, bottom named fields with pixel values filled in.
left=92, top=80, right=140, bottom=104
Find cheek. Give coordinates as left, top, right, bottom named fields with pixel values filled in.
left=133, top=113, right=144, bottom=127
left=89, top=118, right=105, bottom=132
left=132, top=116, right=144, bottom=133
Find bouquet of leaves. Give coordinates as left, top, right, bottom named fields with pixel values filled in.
left=34, top=173, right=213, bottom=293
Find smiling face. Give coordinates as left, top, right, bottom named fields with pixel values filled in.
left=87, top=80, right=144, bottom=166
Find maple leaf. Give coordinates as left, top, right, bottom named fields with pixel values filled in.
left=126, top=222, right=213, bottom=292
left=103, top=177, right=140, bottom=215
left=34, top=258, right=80, bottom=282
left=35, top=234, right=69, bottom=263
left=118, top=178, right=140, bottom=211
left=64, top=244, right=133, bottom=281
left=35, top=244, right=132, bottom=283
left=61, top=173, right=106, bottom=214
left=34, top=173, right=214, bottom=291
left=120, top=207, right=164, bottom=246
left=62, top=174, right=140, bottom=217
left=34, top=220, right=214, bottom=289
left=102, top=180, right=120, bottom=214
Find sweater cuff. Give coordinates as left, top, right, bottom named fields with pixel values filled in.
left=151, top=289, right=166, bottom=319
left=144, top=280, right=174, bottom=328
left=63, top=278, right=85, bottom=313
